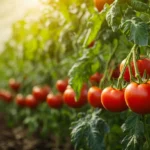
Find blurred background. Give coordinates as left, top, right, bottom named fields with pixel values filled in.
left=0, top=0, right=39, bottom=51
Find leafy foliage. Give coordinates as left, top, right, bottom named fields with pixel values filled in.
left=121, top=17, right=149, bottom=46
left=121, top=113, right=145, bottom=150
left=71, top=109, right=109, bottom=150
left=68, top=43, right=101, bottom=98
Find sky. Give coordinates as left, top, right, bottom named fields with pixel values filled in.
left=0, top=0, right=39, bottom=51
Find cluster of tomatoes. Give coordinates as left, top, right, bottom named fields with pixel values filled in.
left=89, top=58, right=150, bottom=115
left=1, top=57, right=150, bottom=115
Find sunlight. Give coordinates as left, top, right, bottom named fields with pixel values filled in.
left=23, top=0, right=40, bottom=8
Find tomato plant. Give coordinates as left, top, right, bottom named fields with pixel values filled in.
left=120, top=58, right=150, bottom=82
left=0, top=0, right=150, bottom=149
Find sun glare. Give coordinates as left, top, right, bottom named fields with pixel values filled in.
left=23, top=0, right=40, bottom=8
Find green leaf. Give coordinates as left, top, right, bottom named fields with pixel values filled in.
left=71, top=110, right=109, bottom=150
left=121, top=17, right=149, bottom=46
left=128, top=0, right=150, bottom=13
left=83, top=5, right=110, bottom=47
left=106, top=2, right=123, bottom=32
left=68, top=42, right=101, bottom=99
left=121, top=113, right=144, bottom=150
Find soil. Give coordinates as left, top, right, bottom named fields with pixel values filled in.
left=0, top=113, right=74, bottom=150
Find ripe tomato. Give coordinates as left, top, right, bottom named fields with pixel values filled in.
left=120, top=58, right=150, bottom=82
left=63, top=84, right=88, bottom=108
left=56, top=79, right=68, bottom=93
left=94, top=0, right=114, bottom=12
left=111, top=67, right=120, bottom=79
left=42, top=85, right=51, bottom=98
left=88, top=41, right=95, bottom=48
left=9, top=78, right=20, bottom=92
left=101, top=87, right=128, bottom=112
left=125, top=82, right=150, bottom=114
left=47, top=93, right=63, bottom=109
left=32, top=85, right=50, bottom=102
left=88, top=86, right=103, bottom=108
left=90, top=72, right=103, bottom=85
left=15, top=94, right=26, bottom=107
left=25, top=95, right=38, bottom=108
left=0, top=90, right=13, bottom=103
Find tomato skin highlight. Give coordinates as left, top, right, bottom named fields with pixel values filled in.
left=56, top=79, right=68, bottom=93
left=88, top=86, right=103, bottom=108
left=63, top=84, right=88, bottom=108
left=120, top=58, right=150, bottom=82
left=25, top=95, right=38, bottom=108
left=94, top=0, right=114, bottom=12
left=47, top=93, right=63, bottom=109
left=101, top=87, right=128, bottom=112
left=9, top=78, right=20, bottom=92
left=16, top=94, right=26, bottom=107
left=125, top=82, right=150, bottom=114
left=90, top=72, right=103, bottom=85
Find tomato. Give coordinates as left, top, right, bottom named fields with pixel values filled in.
left=111, top=67, right=120, bottom=79
left=47, top=93, right=63, bottom=109
left=88, top=41, right=95, bottom=48
left=9, top=78, right=20, bottom=92
left=101, top=87, right=128, bottom=112
left=56, top=79, right=68, bottom=93
left=125, top=82, right=150, bottom=114
left=0, top=90, right=13, bottom=103
left=32, top=85, right=50, bottom=102
left=120, top=58, right=150, bottom=82
left=94, top=0, right=114, bottom=12
left=25, top=95, right=38, bottom=108
left=15, top=94, right=26, bottom=107
left=42, top=85, right=51, bottom=98
left=90, top=72, right=103, bottom=85
left=63, top=84, right=88, bottom=108
left=88, top=86, right=103, bottom=108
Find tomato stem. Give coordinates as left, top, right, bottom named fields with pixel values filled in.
left=100, top=39, right=118, bottom=89
left=117, top=51, right=132, bottom=89
left=132, top=44, right=142, bottom=83
left=143, top=115, right=150, bottom=148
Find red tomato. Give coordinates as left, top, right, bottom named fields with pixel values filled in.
left=0, top=90, right=13, bottom=103
left=25, top=95, right=38, bottom=108
left=90, top=72, right=103, bottom=85
left=9, top=78, right=20, bottom=92
left=32, top=85, right=50, bottom=102
left=111, top=67, right=120, bottom=79
left=88, top=86, right=103, bottom=108
left=120, top=58, right=150, bottom=82
left=63, top=84, right=88, bottom=108
left=101, top=87, right=128, bottom=112
left=47, top=93, right=63, bottom=109
left=15, top=94, right=26, bottom=107
left=42, top=85, right=51, bottom=98
left=94, top=0, right=114, bottom=12
left=56, top=79, right=68, bottom=93
left=88, top=41, right=95, bottom=48
left=125, top=82, right=150, bottom=114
